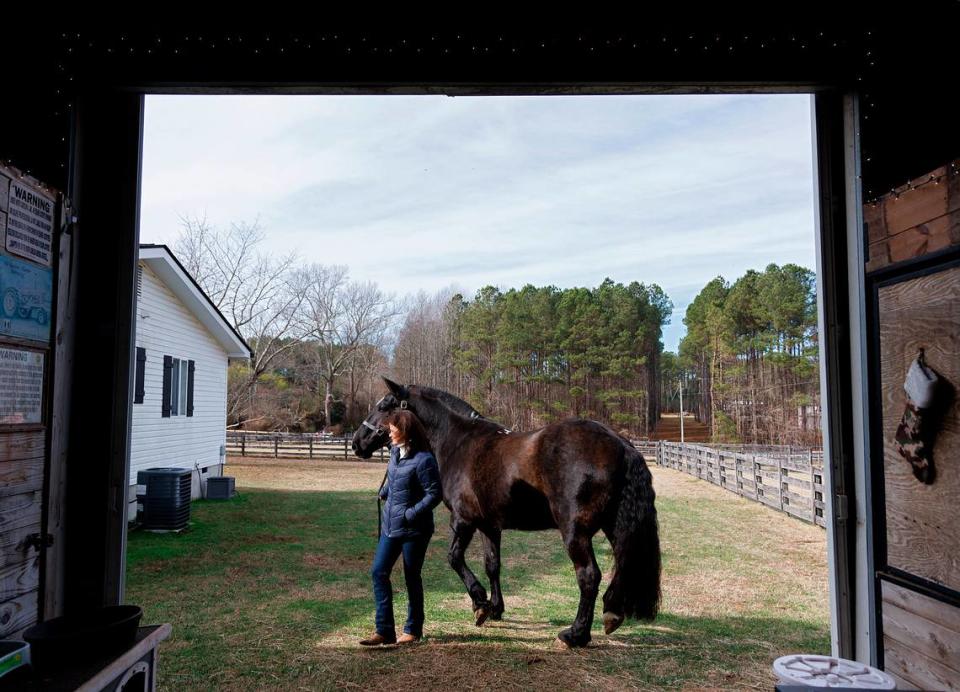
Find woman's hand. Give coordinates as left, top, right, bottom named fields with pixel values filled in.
left=403, top=508, right=416, bottom=524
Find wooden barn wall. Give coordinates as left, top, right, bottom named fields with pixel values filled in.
left=881, top=580, right=960, bottom=690
left=867, top=158, right=960, bottom=688
left=864, top=158, right=960, bottom=273
left=877, top=265, right=960, bottom=590
left=0, top=164, right=58, bottom=637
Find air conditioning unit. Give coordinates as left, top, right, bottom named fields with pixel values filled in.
left=206, top=476, right=235, bottom=500
left=136, top=468, right=192, bottom=531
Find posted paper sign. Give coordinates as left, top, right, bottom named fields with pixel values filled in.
left=0, top=347, right=44, bottom=425
left=0, top=254, right=53, bottom=342
left=5, top=180, right=54, bottom=266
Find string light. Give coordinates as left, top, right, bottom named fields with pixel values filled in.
left=864, top=163, right=955, bottom=206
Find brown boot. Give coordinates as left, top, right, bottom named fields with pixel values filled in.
left=397, top=633, right=421, bottom=645
left=359, top=632, right=396, bottom=646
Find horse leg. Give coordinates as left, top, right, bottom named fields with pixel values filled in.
left=448, top=518, right=493, bottom=625
left=557, top=528, right=601, bottom=648
left=479, top=528, right=504, bottom=620
left=600, top=525, right=624, bottom=635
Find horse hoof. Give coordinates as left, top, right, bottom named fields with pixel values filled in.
left=474, top=607, right=490, bottom=627
left=489, top=611, right=504, bottom=621
left=603, top=611, right=625, bottom=635
left=557, top=628, right=590, bottom=648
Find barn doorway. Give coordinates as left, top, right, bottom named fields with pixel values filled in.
left=123, top=91, right=839, bottom=688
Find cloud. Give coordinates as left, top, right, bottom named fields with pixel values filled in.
left=141, top=93, right=816, bottom=352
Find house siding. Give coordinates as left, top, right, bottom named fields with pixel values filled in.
left=129, top=263, right=229, bottom=519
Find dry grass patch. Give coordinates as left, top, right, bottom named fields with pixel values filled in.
left=227, top=456, right=386, bottom=492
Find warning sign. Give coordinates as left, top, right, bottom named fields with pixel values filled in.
left=5, top=180, right=53, bottom=266
left=0, top=347, right=44, bottom=425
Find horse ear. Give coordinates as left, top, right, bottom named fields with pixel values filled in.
left=382, top=377, right=408, bottom=398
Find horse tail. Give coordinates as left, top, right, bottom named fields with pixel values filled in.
left=604, top=449, right=661, bottom=627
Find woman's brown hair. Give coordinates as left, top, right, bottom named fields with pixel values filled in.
left=384, top=410, right=432, bottom=455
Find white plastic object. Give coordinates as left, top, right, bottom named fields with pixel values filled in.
left=904, top=356, right=937, bottom=409
left=772, top=654, right=896, bottom=689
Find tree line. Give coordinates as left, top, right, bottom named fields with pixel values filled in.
left=393, top=281, right=673, bottom=435
left=172, top=217, right=671, bottom=436
left=173, top=217, right=818, bottom=445
left=675, top=263, right=821, bottom=446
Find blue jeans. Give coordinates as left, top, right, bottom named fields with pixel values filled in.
left=371, top=533, right=431, bottom=638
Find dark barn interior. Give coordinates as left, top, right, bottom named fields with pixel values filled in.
left=1, top=17, right=959, bottom=689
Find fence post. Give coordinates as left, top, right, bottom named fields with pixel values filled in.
left=241, top=433, right=246, bottom=457
left=274, top=435, right=279, bottom=458
left=309, top=436, right=313, bottom=459
left=344, top=435, right=348, bottom=459
left=753, top=455, right=761, bottom=499
left=809, top=449, right=816, bottom=525
left=777, top=456, right=785, bottom=513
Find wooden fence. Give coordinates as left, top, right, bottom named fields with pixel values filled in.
left=656, top=441, right=826, bottom=528
left=227, top=431, right=660, bottom=463
left=226, top=431, right=387, bottom=462
left=225, top=433, right=824, bottom=527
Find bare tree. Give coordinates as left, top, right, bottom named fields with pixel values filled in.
left=297, top=263, right=399, bottom=429
left=392, top=285, right=463, bottom=391
left=174, top=215, right=305, bottom=422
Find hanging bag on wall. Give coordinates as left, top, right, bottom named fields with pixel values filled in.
left=894, top=350, right=940, bottom=483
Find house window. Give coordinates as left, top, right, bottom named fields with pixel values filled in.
left=170, top=358, right=181, bottom=415
left=163, top=355, right=195, bottom=418
left=179, top=360, right=188, bottom=414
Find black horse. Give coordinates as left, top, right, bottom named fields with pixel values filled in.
left=352, top=378, right=661, bottom=648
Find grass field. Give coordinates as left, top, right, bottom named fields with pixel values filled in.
left=126, top=458, right=829, bottom=690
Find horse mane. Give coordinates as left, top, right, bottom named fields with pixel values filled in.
left=413, top=386, right=509, bottom=433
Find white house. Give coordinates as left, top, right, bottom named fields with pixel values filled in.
left=129, top=245, right=251, bottom=519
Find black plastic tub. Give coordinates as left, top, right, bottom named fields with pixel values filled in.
left=22, top=605, right=142, bottom=671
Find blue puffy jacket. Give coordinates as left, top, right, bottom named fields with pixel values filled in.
left=379, top=446, right=442, bottom=538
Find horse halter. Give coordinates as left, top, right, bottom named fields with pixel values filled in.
left=361, top=419, right=387, bottom=437
left=362, top=396, right=409, bottom=437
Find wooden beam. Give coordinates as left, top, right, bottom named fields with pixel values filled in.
left=63, top=91, right=143, bottom=612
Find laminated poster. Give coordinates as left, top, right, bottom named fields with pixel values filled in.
left=0, top=254, right=53, bottom=342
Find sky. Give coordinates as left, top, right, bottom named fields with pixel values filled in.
left=141, top=94, right=817, bottom=353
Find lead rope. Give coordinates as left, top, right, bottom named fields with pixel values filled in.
left=376, top=469, right=388, bottom=539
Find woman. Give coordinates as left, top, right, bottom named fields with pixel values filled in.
left=360, top=409, right=442, bottom=646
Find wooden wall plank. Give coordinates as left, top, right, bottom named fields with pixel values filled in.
left=884, top=635, right=959, bottom=691
left=0, top=591, right=37, bottom=638
left=883, top=176, right=949, bottom=237
left=0, top=491, right=42, bottom=534
left=865, top=160, right=960, bottom=272
left=0, top=557, right=40, bottom=603
left=885, top=670, right=915, bottom=691
left=0, top=456, right=44, bottom=498
left=867, top=214, right=955, bottom=273
left=0, top=431, right=44, bottom=462
left=0, top=522, right=40, bottom=570
left=879, top=265, right=960, bottom=591
left=882, top=601, right=960, bottom=673
left=882, top=580, right=960, bottom=632
left=45, top=198, right=76, bottom=619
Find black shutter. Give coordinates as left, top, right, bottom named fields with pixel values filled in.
left=162, top=355, right=172, bottom=417
left=134, top=347, right=146, bottom=404
left=187, top=360, right=195, bottom=417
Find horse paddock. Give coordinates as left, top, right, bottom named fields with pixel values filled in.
left=126, top=456, right=829, bottom=690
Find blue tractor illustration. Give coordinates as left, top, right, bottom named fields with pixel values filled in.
left=1, top=285, right=48, bottom=326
